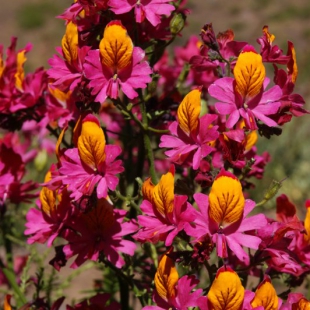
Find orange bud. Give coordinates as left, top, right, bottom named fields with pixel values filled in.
left=4, top=295, right=12, bottom=310
left=177, top=88, right=201, bottom=135
left=209, top=170, right=245, bottom=225
left=263, top=26, right=275, bottom=44
left=99, top=21, right=133, bottom=71
left=77, top=114, right=106, bottom=170
left=234, top=46, right=265, bottom=99
left=287, top=41, right=298, bottom=84
left=208, top=266, right=245, bottom=310
left=14, top=50, right=26, bottom=90
left=304, top=202, right=310, bottom=243
left=154, top=251, right=179, bottom=302
left=61, top=21, right=79, bottom=63
left=251, top=276, right=278, bottom=310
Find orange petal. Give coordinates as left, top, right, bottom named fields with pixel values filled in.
left=4, top=295, right=12, bottom=310
left=287, top=41, right=298, bottom=84
left=177, top=88, right=201, bottom=135
left=208, top=266, right=245, bottom=310
left=234, top=46, right=266, bottom=99
left=99, top=21, right=133, bottom=71
left=245, top=130, right=257, bottom=151
left=292, top=298, right=310, bottom=310
left=154, top=251, right=179, bottom=302
left=152, top=170, right=175, bottom=217
left=142, top=177, right=155, bottom=202
left=263, top=26, right=275, bottom=44
left=251, top=276, right=278, bottom=310
left=14, top=50, right=26, bottom=90
left=61, top=21, right=79, bottom=63
left=0, top=53, right=4, bottom=79
left=40, top=187, right=56, bottom=218
left=304, top=201, right=310, bottom=243
left=77, top=114, right=106, bottom=170
left=55, top=125, right=68, bottom=161
left=209, top=170, right=245, bottom=225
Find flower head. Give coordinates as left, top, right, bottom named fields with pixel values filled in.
left=84, top=20, right=152, bottom=102
left=209, top=45, right=282, bottom=129
left=159, top=89, right=219, bottom=170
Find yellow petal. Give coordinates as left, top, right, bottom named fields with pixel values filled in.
left=287, top=41, right=298, bottom=84
left=142, top=177, right=155, bottom=202
left=177, top=88, right=201, bottom=135
left=263, top=26, right=275, bottom=44
left=154, top=251, right=179, bottom=302
left=292, top=298, right=310, bottom=310
left=4, top=295, right=12, bottom=310
left=0, top=53, right=4, bottom=79
left=61, top=21, right=79, bottom=63
left=55, top=125, right=67, bottom=161
left=234, top=47, right=266, bottom=99
left=251, top=276, right=278, bottom=310
left=245, top=130, right=258, bottom=151
left=152, top=170, right=174, bottom=217
left=99, top=21, right=133, bottom=71
left=14, top=50, right=26, bottom=90
left=304, top=201, right=310, bottom=243
left=49, top=85, right=72, bottom=104
left=77, top=114, right=106, bottom=170
left=40, top=186, right=56, bottom=218
left=209, top=170, right=245, bottom=224
left=208, top=267, right=245, bottom=310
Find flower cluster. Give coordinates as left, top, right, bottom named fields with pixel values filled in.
left=1, top=1, right=310, bottom=309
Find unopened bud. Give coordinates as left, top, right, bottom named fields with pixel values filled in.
left=264, top=179, right=285, bottom=201
left=170, top=13, right=186, bottom=36
left=200, top=23, right=218, bottom=51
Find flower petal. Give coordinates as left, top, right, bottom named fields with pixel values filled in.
left=234, top=45, right=265, bottom=99
left=251, top=276, right=279, bottom=310
left=154, top=251, right=179, bottom=302
left=208, top=169, right=245, bottom=224
left=77, top=114, right=106, bottom=170
left=99, top=20, right=133, bottom=71
left=61, top=21, right=78, bottom=63
left=207, top=266, right=245, bottom=310
left=177, top=88, right=201, bottom=135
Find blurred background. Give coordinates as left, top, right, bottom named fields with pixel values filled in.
left=1, top=0, right=310, bottom=210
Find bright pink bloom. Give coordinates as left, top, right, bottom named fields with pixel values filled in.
left=143, top=275, right=203, bottom=310
left=84, top=21, right=152, bottom=102
left=159, top=114, right=218, bottom=170
left=135, top=195, right=196, bottom=246
left=209, top=77, right=282, bottom=129
left=57, top=145, right=123, bottom=201
left=108, top=0, right=175, bottom=27
left=187, top=193, right=267, bottom=265
left=62, top=201, right=137, bottom=268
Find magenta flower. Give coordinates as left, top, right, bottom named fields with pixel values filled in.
left=25, top=187, right=73, bottom=247
left=159, top=89, right=219, bottom=170
left=52, top=114, right=124, bottom=201
left=134, top=168, right=196, bottom=246
left=186, top=170, right=267, bottom=265
left=108, top=0, right=175, bottom=27
left=62, top=199, right=137, bottom=268
left=84, top=21, right=152, bottom=102
left=209, top=46, right=282, bottom=129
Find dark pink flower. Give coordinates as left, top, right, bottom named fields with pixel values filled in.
left=108, top=0, right=175, bottom=27
left=84, top=21, right=152, bottom=102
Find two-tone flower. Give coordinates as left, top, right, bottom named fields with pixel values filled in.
left=84, top=21, right=152, bottom=103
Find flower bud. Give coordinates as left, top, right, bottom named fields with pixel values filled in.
left=264, top=179, right=283, bottom=201
left=200, top=23, right=218, bottom=51
left=170, top=13, right=186, bottom=36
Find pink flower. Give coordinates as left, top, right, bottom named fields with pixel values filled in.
left=159, top=89, right=219, bottom=170
left=134, top=168, right=196, bottom=246
left=84, top=21, right=152, bottom=102
left=108, top=0, right=175, bottom=27
left=52, top=114, right=124, bottom=201
left=186, top=170, right=267, bottom=265
left=209, top=46, right=282, bottom=130
left=48, top=22, right=90, bottom=92
left=62, top=199, right=137, bottom=268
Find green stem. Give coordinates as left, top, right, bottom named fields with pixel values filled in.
left=0, top=259, right=27, bottom=306
left=140, top=102, right=157, bottom=184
